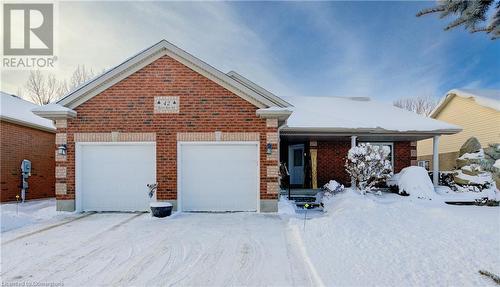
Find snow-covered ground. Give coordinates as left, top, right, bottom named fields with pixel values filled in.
left=2, top=195, right=499, bottom=286
left=288, top=190, right=500, bottom=286
left=1, top=212, right=314, bottom=286
left=1, top=199, right=75, bottom=232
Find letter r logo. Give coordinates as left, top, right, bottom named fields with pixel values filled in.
left=3, top=3, right=53, bottom=55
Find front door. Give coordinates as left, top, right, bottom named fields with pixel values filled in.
left=288, top=144, right=304, bottom=185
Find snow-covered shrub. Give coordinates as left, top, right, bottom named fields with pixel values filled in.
left=345, top=143, right=392, bottom=194
left=324, top=180, right=345, bottom=194
left=388, top=166, right=436, bottom=199
left=316, top=180, right=345, bottom=205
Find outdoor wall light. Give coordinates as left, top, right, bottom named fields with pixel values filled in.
left=57, top=144, right=67, bottom=155
left=266, top=143, right=273, bottom=155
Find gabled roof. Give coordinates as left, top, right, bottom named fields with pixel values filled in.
left=430, top=89, right=500, bottom=118
left=0, top=92, right=55, bottom=132
left=268, top=96, right=461, bottom=135
left=57, top=40, right=290, bottom=109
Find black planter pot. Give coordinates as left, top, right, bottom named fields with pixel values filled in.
left=150, top=202, right=173, bottom=218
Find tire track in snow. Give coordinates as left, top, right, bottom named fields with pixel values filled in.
left=2, top=212, right=96, bottom=244
left=1, top=213, right=144, bottom=282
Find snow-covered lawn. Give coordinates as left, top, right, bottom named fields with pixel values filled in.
left=1, top=212, right=314, bottom=286
left=288, top=190, right=500, bottom=286
left=1, top=199, right=75, bottom=232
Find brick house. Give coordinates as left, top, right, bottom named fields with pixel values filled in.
left=33, top=40, right=460, bottom=212
left=1, top=92, right=56, bottom=202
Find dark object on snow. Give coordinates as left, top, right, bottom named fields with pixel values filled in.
left=459, top=137, right=482, bottom=157
left=150, top=202, right=172, bottom=218
left=479, top=270, right=500, bottom=285
left=445, top=198, right=499, bottom=207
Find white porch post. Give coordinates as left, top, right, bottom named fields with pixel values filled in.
left=351, top=135, right=357, bottom=188
left=432, top=135, right=440, bottom=187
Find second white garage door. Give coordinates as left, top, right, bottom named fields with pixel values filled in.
left=77, top=143, right=156, bottom=212
left=179, top=142, right=259, bottom=212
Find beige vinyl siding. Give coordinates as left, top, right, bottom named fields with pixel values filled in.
left=418, top=96, right=500, bottom=156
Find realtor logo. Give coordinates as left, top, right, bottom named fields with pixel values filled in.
left=3, top=3, right=54, bottom=56
left=2, top=2, right=57, bottom=69
left=3, top=3, right=53, bottom=55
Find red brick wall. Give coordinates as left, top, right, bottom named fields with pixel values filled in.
left=60, top=55, right=278, bottom=201
left=316, top=140, right=415, bottom=187
left=394, top=141, right=415, bottom=173
left=1, top=121, right=55, bottom=202
left=317, top=141, right=351, bottom=187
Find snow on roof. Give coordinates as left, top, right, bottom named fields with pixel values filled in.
left=281, top=96, right=460, bottom=133
left=0, top=92, right=55, bottom=132
left=446, top=89, right=500, bottom=111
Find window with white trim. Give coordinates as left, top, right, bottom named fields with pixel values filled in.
left=418, top=160, right=430, bottom=171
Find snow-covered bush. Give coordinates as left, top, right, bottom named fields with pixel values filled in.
left=345, top=143, right=392, bottom=194
left=388, top=166, right=436, bottom=199
left=316, top=180, right=345, bottom=205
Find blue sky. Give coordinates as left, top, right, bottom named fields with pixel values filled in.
left=2, top=1, right=499, bottom=103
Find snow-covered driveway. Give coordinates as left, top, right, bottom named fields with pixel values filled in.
left=1, top=212, right=314, bottom=287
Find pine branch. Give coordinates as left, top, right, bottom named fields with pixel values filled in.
left=416, top=6, right=446, bottom=17
left=445, top=17, right=468, bottom=30
left=470, top=26, right=492, bottom=33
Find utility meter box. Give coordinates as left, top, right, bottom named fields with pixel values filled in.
left=21, top=159, right=31, bottom=177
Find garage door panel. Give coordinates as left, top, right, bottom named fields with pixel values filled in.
left=79, top=144, right=155, bottom=212
left=180, top=143, right=258, bottom=212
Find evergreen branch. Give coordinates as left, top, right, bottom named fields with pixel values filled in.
left=444, top=17, right=468, bottom=30
left=416, top=6, right=446, bottom=17
left=470, top=26, right=493, bottom=33
left=478, top=270, right=500, bottom=285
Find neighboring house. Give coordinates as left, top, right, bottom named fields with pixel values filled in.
left=0, top=92, right=56, bottom=202
left=418, top=89, right=500, bottom=171
left=33, top=40, right=460, bottom=212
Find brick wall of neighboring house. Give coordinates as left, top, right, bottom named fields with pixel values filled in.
left=0, top=120, right=55, bottom=202
left=56, top=55, right=279, bottom=203
left=317, top=140, right=417, bottom=187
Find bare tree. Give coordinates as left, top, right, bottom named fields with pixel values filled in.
left=21, top=65, right=98, bottom=105
left=58, top=65, right=96, bottom=96
left=393, top=95, right=438, bottom=116
left=23, top=70, right=61, bottom=105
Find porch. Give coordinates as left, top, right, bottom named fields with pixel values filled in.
left=279, top=132, right=443, bottom=193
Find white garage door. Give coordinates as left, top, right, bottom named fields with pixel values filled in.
left=179, top=142, right=259, bottom=212
left=77, top=143, right=156, bottom=212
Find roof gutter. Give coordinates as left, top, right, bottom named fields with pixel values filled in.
left=281, top=126, right=462, bottom=136
left=0, top=116, right=56, bottom=133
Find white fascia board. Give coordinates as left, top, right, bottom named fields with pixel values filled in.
left=227, top=71, right=292, bottom=108
left=281, top=126, right=462, bottom=136
left=0, top=116, right=56, bottom=133
left=256, top=108, right=293, bottom=121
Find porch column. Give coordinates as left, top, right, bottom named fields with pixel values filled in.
left=432, top=135, right=440, bottom=187
left=310, top=141, right=318, bottom=189
left=351, top=135, right=357, bottom=188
